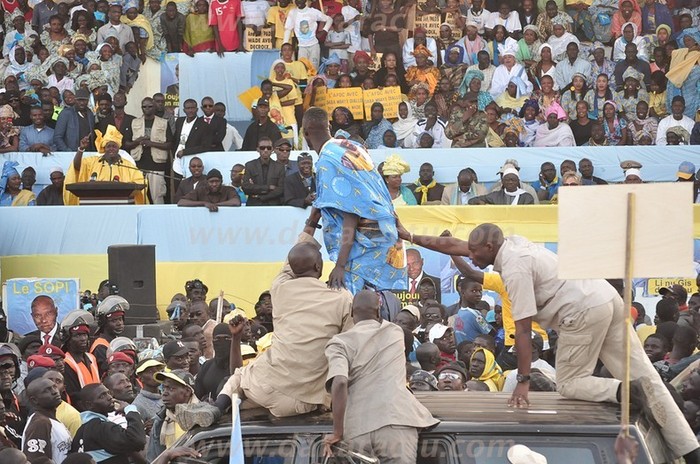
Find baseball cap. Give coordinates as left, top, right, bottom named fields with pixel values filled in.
left=162, top=340, right=189, bottom=359
left=678, top=161, right=696, bottom=180
left=428, top=324, right=451, bottom=343
left=660, top=284, right=688, bottom=301
left=507, top=444, right=547, bottom=464
left=136, top=359, right=164, bottom=375
left=223, top=308, right=248, bottom=324
left=154, top=369, right=195, bottom=392
left=255, top=98, right=269, bottom=108
left=27, top=355, right=55, bottom=369
left=108, top=352, right=134, bottom=365
left=38, top=344, right=65, bottom=358
left=274, top=138, right=292, bottom=148
left=401, top=304, right=420, bottom=321
left=409, top=370, right=438, bottom=391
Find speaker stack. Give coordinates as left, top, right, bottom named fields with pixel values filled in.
left=107, top=245, right=159, bottom=325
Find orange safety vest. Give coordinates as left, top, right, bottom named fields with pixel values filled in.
left=64, top=352, right=100, bottom=387
left=89, top=337, right=110, bottom=354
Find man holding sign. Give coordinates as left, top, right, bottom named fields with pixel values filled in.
left=396, top=223, right=700, bottom=463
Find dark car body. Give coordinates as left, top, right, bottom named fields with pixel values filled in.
left=166, top=392, right=674, bottom=464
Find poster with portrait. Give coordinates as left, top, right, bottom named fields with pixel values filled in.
left=161, top=53, right=180, bottom=115
left=2, top=278, right=80, bottom=335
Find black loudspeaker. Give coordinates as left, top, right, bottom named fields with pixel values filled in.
left=108, top=245, right=158, bottom=325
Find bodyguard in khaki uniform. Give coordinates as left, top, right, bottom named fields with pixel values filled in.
left=324, top=290, right=439, bottom=463
left=399, top=222, right=700, bottom=463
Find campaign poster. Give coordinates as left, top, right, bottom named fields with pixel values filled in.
left=2, top=278, right=80, bottom=335
left=161, top=53, right=180, bottom=116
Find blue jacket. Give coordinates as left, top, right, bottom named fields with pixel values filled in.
left=53, top=106, right=95, bottom=151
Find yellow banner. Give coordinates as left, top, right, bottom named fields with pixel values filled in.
left=327, top=87, right=365, bottom=119
left=363, top=86, right=402, bottom=120
left=646, top=278, right=698, bottom=296
left=245, top=27, right=273, bottom=50
left=415, top=13, right=441, bottom=38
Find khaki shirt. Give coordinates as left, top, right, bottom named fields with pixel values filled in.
left=493, top=235, right=619, bottom=328
left=245, top=233, right=353, bottom=405
left=325, top=320, right=438, bottom=439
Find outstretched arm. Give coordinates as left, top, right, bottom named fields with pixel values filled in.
left=397, top=221, right=469, bottom=257
left=441, top=230, right=485, bottom=284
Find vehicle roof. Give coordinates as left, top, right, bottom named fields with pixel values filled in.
left=190, top=392, right=636, bottom=439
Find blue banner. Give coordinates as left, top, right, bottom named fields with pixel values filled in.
left=3, top=278, right=80, bottom=335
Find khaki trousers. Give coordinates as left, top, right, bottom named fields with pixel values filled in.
left=145, top=171, right=166, bottom=204
left=556, top=295, right=699, bottom=458
left=349, top=425, right=418, bottom=464
left=219, top=364, right=317, bottom=418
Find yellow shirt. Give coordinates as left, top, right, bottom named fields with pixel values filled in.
left=649, top=91, right=667, bottom=119
left=267, top=5, right=296, bottom=40
left=56, top=400, right=82, bottom=437
left=483, top=272, right=549, bottom=347
left=63, top=155, right=148, bottom=205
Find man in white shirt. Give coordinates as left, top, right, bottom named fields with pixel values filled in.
left=502, top=333, right=556, bottom=392
left=466, top=0, right=490, bottom=35
left=214, top=102, right=243, bottom=151
left=283, top=0, right=332, bottom=69
left=553, top=42, right=591, bottom=90
left=96, top=4, right=134, bottom=50
left=22, top=376, right=72, bottom=463
left=28, top=296, right=61, bottom=347
left=484, top=3, right=522, bottom=34
left=656, top=96, right=696, bottom=145
left=242, top=0, right=270, bottom=28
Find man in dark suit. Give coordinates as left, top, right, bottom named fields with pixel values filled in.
left=173, top=98, right=212, bottom=158
left=95, top=92, right=135, bottom=145
left=25, top=295, right=62, bottom=346
left=407, top=248, right=441, bottom=303
left=54, top=88, right=95, bottom=151
left=242, top=136, right=286, bottom=206
left=284, top=153, right=315, bottom=208
left=241, top=99, right=282, bottom=151
left=200, top=96, right=226, bottom=151
left=174, top=156, right=207, bottom=203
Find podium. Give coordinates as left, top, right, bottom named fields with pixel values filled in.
left=66, top=181, right=146, bottom=205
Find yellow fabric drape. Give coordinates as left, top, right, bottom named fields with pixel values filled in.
left=11, top=189, right=35, bottom=206
left=121, top=14, right=155, bottom=50
left=666, top=48, right=700, bottom=87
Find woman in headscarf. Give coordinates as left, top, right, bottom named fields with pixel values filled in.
left=613, top=22, right=649, bottom=62
left=381, top=154, right=417, bottom=206
left=4, top=45, right=32, bottom=90
left=88, top=43, right=120, bottom=95
left=601, top=100, right=628, bottom=145
left=144, top=0, right=168, bottom=58
left=362, top=102, right=394, bottom=149
left=373, top=52, right=407, bottom=93
left=589, top=0, right=618, bottom=43
left=408, top=83, right=431, bottom=119
left=405, top=45, right=440, bottom=95
left=350, top=50, right=375, bottom=87
left=535, top=75, right=559, bottom=116
left=560, top=72, right=588, bottom=120
left=490, top=49, right=532, bottom=99
left=653, top=24, right=672, bottom=48
left=616, top=67, right=648, bottom=121
left=432, top=76, right=458, bottom=120
left=269, top=60, right=302, bottom=137
left=393, top=102, right=418, bottom=147
left=531, top=43, right=557, bottom=91
left=484, top=104, right=505, bottom=147
left=549, top=21, right=580, bottom=61
left=183, top=0, right=215, bottom=54
left=440, top=45, right=468, bottom=92
left=459, top=21, right=485, bottom=66
left=64, top=125, right=147, bottom=205
left=518, top=99, right=541, bottom=146
left=330, top=107, right=361, bottom=139
left=436, top=23, right=455, bottom=66
left=495, top=76, right=530, bottom=118
left=318, top=53, right=342, bottom=88
left=641, top=0, right=673, bottom=36
left=47, top=57, right=74, bottom=95
left=533, top=101, right=575, bottom=146
left=611, top=0, right=642, bottom=39
left=666, top=126, right=690, bottom=145
left=666, top=31, right=700, bottom=119
left=58, top=44, right=83, bottom=79
left=589, top=42, right=616, bottom=89
left=584, top=73, right=617, bottom=120
left=41, top=15, right=71, bottom=55
left=458, top=69, right=494, bottom=111
left=629, top=100, right=658, bottom=145
left=468, top=347, right=504, bottom=391
left=486, top=25, right=517, bottom=66
left=0, top=105, right=19, bottom=153
left=0, top=160, right=34, bottom=206
left=516, top=25, right=541, bottom=70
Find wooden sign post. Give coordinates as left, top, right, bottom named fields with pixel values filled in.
left=558, top=183, right=694, bottom=441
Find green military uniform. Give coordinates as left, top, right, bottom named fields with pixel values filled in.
left=445, top=106, right=488, bottom=148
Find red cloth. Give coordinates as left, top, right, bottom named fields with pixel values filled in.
left=209, top=0, right=243, bottom=51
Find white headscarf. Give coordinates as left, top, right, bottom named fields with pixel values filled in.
left=501, top=167, right=526, bottom=205
left=393, top=101, right=418, bottom=141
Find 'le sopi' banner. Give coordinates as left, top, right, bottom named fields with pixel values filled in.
left=2, top=278, right=80, bottom=336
